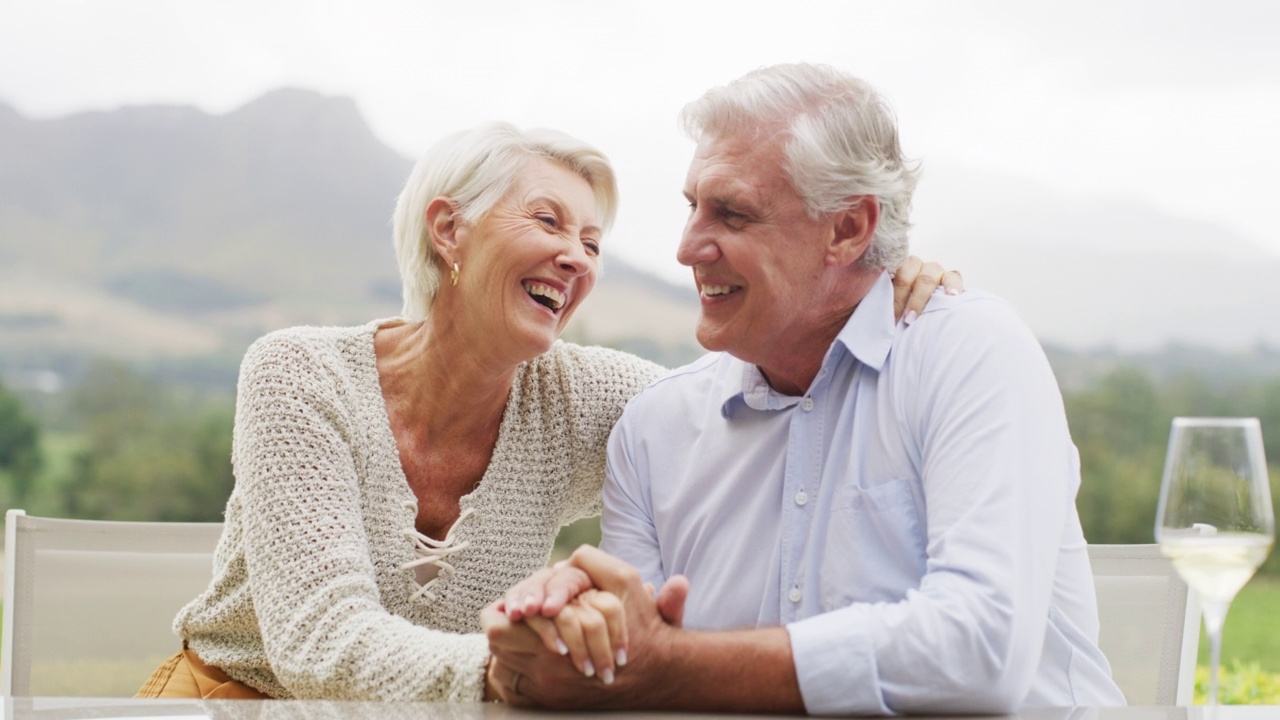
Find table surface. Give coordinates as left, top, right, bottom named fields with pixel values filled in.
left=2, top=698, right=1277, bottom=720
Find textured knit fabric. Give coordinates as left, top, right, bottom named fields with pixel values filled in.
left=173, top=318, right=664, bottom=701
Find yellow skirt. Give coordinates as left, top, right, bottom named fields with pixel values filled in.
left=136, top=645, right=271, bottom=699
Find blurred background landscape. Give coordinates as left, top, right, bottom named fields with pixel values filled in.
left=2, top=0, right=1279, bottom=702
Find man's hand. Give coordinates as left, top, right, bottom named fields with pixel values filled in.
left=482, top=546, right=688, bottom=709
left=892, top=255, right=964, bottom=324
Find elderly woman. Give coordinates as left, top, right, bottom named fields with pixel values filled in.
left=137, top=122, right=957, bottom=702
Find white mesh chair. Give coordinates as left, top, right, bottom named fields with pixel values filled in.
left=1089, top=543, right=1201, bottom=706
left=2, top=509, right=223, bottom=697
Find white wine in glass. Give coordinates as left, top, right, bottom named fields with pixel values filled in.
left=1155, top=417, right=1274, bottom=706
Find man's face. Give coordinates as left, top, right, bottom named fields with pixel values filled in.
left=678, top=128, right=838, bottom=367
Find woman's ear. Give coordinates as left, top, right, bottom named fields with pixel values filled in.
left=426, top=196, right=462, bottom=261
left=826, top=195, right=879, bottom=268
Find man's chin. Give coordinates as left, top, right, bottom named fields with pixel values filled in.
left=694, top=324, right=732, bottom=354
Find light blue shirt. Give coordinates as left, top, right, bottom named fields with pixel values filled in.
left=601, top=273, right=1125, bottom=715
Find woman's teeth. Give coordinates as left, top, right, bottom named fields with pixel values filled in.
left=523, top=282, right=565, bottom=310
left=702, top=284, right=734, bottom=296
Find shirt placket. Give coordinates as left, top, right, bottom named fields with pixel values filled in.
left=778, top=370, right=828, bottom=623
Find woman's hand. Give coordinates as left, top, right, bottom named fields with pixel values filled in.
left=891, top=255, right=964, bottom=324
left=501, top=560, right=592, bottom=622
left=495, top=557, right=628, bottom=683
left=523, top=589, right=627, bottom=684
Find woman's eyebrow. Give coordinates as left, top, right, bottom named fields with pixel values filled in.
left=530, top=195, right=601, bottom=235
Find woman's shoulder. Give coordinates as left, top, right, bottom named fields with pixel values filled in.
left=239, top=320, right=384, bottom=383
left=535, top=341, right=667, bottom=393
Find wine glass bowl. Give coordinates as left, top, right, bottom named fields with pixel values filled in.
left=1155, top=417, right=1274, bottom=706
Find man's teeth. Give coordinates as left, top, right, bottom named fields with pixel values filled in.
left=702, top=285, right=735, bottom=297
left=523, top=282, right=565, bottom=310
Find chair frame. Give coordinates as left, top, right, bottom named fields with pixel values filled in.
left=2, top=509, right=223, bottom=697
left=1088, top=543, right=1201, bottom=706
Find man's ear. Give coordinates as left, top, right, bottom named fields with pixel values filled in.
left=425, top=196, right=462, bottom=261
left=826, top=195, right=879, bottom=268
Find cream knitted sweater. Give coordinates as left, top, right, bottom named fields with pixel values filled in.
left=173, top=319, right=664, bottom=701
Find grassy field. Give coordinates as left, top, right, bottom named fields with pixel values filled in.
left=1190, top=577, right=1280, bottom=704
left=1201, top=577, right=1280, bottom=672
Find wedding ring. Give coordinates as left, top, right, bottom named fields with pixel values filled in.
left=511, top=670, right=523, bottom=696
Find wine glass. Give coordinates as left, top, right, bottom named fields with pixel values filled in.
left=1155, top=417, right=1274, bottom=706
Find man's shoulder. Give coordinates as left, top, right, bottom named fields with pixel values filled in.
left=886, top=288, right=1054, bottom=397
left=902, top=289, right=1037, bottom=351
left=623, top=351, right=733, bottom=413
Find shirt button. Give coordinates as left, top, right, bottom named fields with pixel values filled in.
left=795, top=491, right=808, bottom=506
left=788, top=587, right=802, bottom=603
left=801, top=397, right=814, bottom=411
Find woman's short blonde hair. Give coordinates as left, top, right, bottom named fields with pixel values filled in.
left=392, top=122, right=618, bottom=320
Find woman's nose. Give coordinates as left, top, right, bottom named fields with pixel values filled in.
left=557, top=240, right=591, bottom=276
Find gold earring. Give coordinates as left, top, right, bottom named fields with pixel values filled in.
left=450, top=262, right=460, bottom=287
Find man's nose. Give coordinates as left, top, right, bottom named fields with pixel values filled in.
left=677, top=215, right=720, bottom=267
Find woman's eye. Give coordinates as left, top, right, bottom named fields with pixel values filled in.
left=536, top=213, right=558, bottom=228
left=583, top=240, right=601, bottom=257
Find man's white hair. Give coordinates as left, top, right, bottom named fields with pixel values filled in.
left=680, top=63, right=919, bottom=270
left=391, top=122, right=618, bottom=320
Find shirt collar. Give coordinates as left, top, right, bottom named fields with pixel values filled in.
left=719, top=271, right=897, bottom=417
left=830, top=270, right=896, bottom=373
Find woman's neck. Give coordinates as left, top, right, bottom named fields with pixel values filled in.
left=374, top=315, right=519, bottom=446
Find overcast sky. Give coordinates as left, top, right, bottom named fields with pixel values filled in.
left=3, top=0, right=1277, bottom=283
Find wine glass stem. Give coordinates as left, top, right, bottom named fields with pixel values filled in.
left=1202, top=600, right=1230, bottom=706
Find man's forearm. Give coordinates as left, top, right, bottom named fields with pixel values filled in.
left=615, top=626, right=805, bottom=714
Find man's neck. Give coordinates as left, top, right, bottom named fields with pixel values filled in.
left=752, top=309, right=850, bottom=396
left=751, top=270, right=881, bottom=396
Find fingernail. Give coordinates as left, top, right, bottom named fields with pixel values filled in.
left=601, top=667, right=615, bottom=685
left=946, top=287, right=960, bottom=296
left=582, top=659, right=595, bottom=678
left=523, top=595, right=536, bottom=612
left=903, top=309, right=918, bottom=326
left=555, top=638, right=569, bottom=656
left=615, top=648, right=627, bottom=667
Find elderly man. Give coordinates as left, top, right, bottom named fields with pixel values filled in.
left=483, top=63, right=1124, bottom=715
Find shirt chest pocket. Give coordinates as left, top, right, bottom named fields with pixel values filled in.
left=818, top=477, right=927, bottom=610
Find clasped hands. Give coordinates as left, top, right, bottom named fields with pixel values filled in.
left=480, top=545, right=689, bottom=708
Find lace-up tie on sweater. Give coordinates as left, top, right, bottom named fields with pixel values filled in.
left=401, top=504, right=476, bottom=601
left=171, top=322, right=665, bottom=700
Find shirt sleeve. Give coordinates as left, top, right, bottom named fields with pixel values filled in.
left=230, top=333, right=488, bottom=700
left=599, top=400, right=668, bottom=590
left=557, top=344, right=667, bottom=527
left=787, top=296, right=1076, bottom=715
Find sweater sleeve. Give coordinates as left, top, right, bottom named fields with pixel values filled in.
left=229, top=332, right=489, bottom=700
left=553, top=343, right=666, bottom=527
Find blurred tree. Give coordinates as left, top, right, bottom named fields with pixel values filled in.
left=59, top=360, right=234, bottom=522
left=1067, top=366, right=1167, bottom=545
left=0, top=381, right=45, bottom=505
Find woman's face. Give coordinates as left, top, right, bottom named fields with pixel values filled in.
left=454, top=158, right=602, bottom=360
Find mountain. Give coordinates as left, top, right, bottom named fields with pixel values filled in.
left=0, top=92, right=701, bottom=365
left=3, top=89, right=1277, bottom=375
